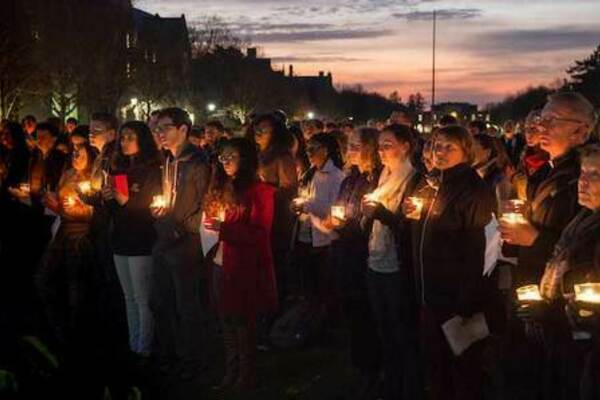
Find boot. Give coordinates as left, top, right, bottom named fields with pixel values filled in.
left=234, top=325, right=257, bottom=391
left=213, top=323, right=239, bottom=390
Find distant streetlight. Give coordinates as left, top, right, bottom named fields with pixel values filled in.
left=189, top=113, right=195, bottom=124
left=306, top=111, right=315, bottom=119
left=130, top=97, right=138, bottom=106
left=207, top=103, right=216, bottom=112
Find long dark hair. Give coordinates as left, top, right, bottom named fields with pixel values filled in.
left=207, top=138, right=259, bottom=209
left=70, top=142, right=97, bottom=175
left=112, top=121, right=160, bottom=172
left=248, top=113, right=292, bottom=161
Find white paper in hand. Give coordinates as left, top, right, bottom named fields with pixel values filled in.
left=441, top=313, right=489, bottom=356
left=200, top=212, right=219, bottom=255
left=484, top=214, right=501, bottom=276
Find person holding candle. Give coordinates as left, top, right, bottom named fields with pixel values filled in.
left=101, top=121, right=161, bottom=358
left=35, top=142, right=96, bottom=348
left=203, top=137, right=277, bottom=391
left=151, top=107, right=210, bottom=379
left=326, top=127, right=383, bottom=398
left=249, top=113, right=298, bottom=302
left=411, top=125, right=495, bottom=400
left=290, top=132, right=344, bottom=319
left=524, top=144, right=600, bottom=400
left=511, top=110, right=550, bottom=201
left=359, top=123, right=422, bottom=400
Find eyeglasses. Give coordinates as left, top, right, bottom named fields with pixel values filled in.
left=539, top=116, right=587, bottom=128
left=218, top=153, right=239, bottom=164
left=120, top=134, right=137, bottom=142
left=152, top=123, right=177, bottom=134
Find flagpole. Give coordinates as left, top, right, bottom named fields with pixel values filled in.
left=431, top=10, right=436, bottom=110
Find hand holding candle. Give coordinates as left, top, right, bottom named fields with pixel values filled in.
left=516, top=285, right=543, bottom=303
left=574, top=283, right=600, bottom=304
left=405, top=197, right=424, bottom=220
left=78, top=180, right=92, bottom=195
left=150, top=195, right=168, bottom=218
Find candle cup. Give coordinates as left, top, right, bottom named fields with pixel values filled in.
left=500, top=212, right=526, bottom=225
left=217, top=208, right=226, bottom=222
left=65, top=196, right=76, bottom=207
left=78, top=181, right=92, bottom=195
left=150, top=195, right=167, bottom=209
left=574, top=283, right=600, bottom=304
left=516, top=284, right=543, bottom=302
left=406, top=197, right=424, bottom=220
left=331, top=205, right=346, bottom=221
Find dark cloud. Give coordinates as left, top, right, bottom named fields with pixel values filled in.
left=468, top=26, right=600, bottom=55
left=392, top=8, right=482, bottom=21
left=250, top=28, right=393, bottom=43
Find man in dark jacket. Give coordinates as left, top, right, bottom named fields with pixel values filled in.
left=501, top=92, right=596, bottom=399
left=501, top=120, right=526, bottom=167
left=501, top=92, right=596, bottom=286
left=151, top=107, right=210, bottom=379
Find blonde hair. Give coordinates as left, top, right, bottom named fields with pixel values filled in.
left=433, top=125, right=475, bottom=164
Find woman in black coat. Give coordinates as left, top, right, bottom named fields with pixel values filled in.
left=409, top=125, right=495, bottom=400
left=326, top=127, right=382, bottom=397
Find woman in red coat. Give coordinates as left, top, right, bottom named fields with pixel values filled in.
left=204, top=137, right=277, bottom=391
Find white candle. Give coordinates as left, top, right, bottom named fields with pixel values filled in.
left=501, top=212, right=526, bottom=225
left=574, top=283, right=600, bottom=304
left=516, top=285, right=543, bottom=302
left=217, top=208, right=226, bottom=222
left=78, top=181, right=92, bottom=194
left=363, top=192, right=379, bottom=203
left=65, top=196, right=76, bottom=207
left=331, top=205, right=346, bottom=220
left=150, top=195, right=167, bottom=209
left=406, top=197, right=424, bottom=220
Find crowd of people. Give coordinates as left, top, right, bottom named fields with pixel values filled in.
left=1, top=91, right=600, bottom=400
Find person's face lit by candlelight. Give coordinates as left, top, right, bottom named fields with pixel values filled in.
left=578, top=148, right=600, bottom=211
left=306, top=140, right=328, bottom=169
left=219, top=147, right=241, bottom=177
left=154, top=116, right=187, bottom=152
left=72, top=146, right=90, bottom=172
left=254, top=120, right=273, bottom=152
left=433, top=134, right=468, bottom=170
left=345, top=130, right=361, bottom=167
left=378, top=129, right=410, bottom=168
left=119, top=128, right=140, bottom=156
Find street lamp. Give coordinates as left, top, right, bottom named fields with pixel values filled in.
left=306, top=111, right=315, bottom=119
left=207, top=103, right=216, bottom=113
left=130, top=97, right=138, bottom=106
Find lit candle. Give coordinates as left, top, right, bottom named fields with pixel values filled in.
left=516, top=285, right=543, bottom=302
left=217, top=208, right=226, bottom=222
left=501, top=212, right=527, bottom=225
left=65, top=196, right=76, bottom=207
left=574, top=283, right=600, bottom=304
left=293, top=187, right=310, bottom=207
left=363, top=191, right=379, bottom=203
left=150, top=195, right=167, bottom=209
left=406, top=197, right=424, bottom=220
left=331, top=205, right=346, bottom=221
left=78, top=181, right=92, bottom=194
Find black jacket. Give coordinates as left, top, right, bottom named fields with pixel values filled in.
left=412, top=163, right=495, bottom=322
left=331, top=166, right=380, bottom=294
left=153, top=143, right=210, bottom=253
left=515, top=149, right=581, bottom=286
left=108, top=160, right=162, bottom=256
left=502, top=134, right=526, bottom=167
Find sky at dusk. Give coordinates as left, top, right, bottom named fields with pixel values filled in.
left=137, top=0, right=600, bottom=106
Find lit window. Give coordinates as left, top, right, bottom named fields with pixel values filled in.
left=126, top=62, right=131, bottom=78
left=152, top=53, right=157, bottom=63
left=126, top=33, right=131, bottom=49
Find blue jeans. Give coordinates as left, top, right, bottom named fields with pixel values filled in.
left=113, top=255, right=154, bottom=354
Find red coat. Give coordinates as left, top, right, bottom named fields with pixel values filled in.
left=217, top=182, right=278, bottom=324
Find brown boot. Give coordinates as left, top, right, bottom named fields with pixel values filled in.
left=234, top=325, right=257, bottom=391
left=214, top=323, right=239, bottom=390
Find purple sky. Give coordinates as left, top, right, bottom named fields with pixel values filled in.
left=137, top=0, right=600, bottom=106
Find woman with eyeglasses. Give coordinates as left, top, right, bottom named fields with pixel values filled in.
left=204, top=138, right=277, bottom=391
left=359, top=124, right=423, bottom=400
left=408, top=125, right=495, bottom=400
left=250, top=114, right=298, bottom=301
left=100, top=121, right=161, bottom=357
left=290, top=132, right=344, bottom=320
left=326, top=127, right=383, bottom=398
left=35, top=142, right=97, bottom=347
